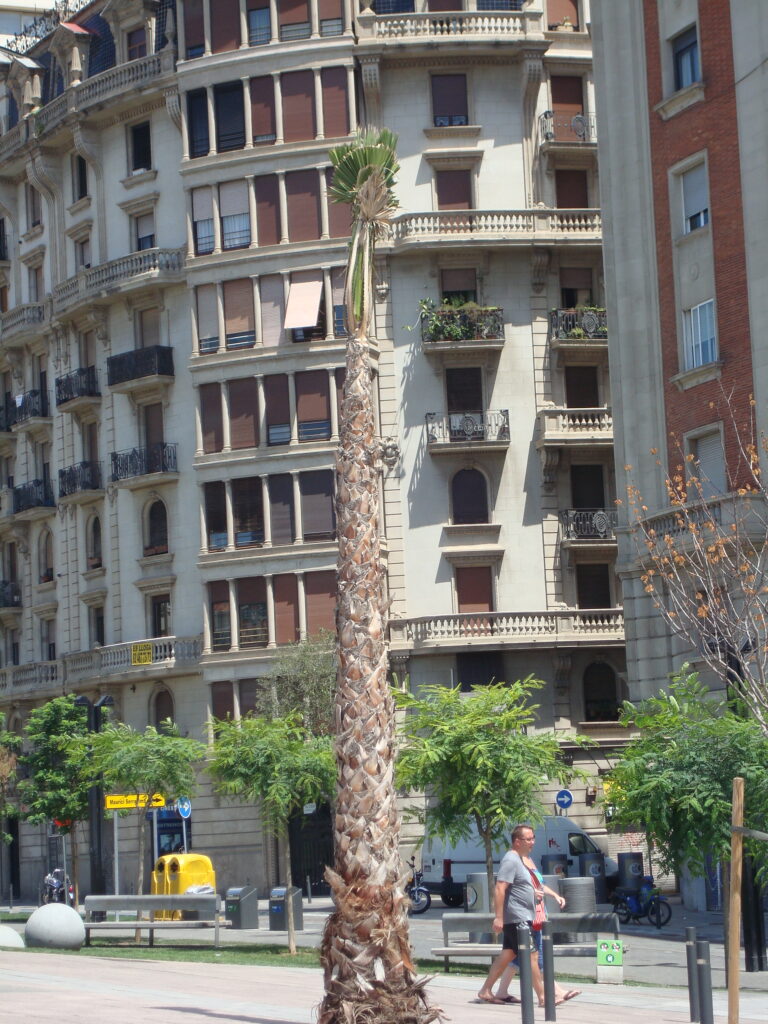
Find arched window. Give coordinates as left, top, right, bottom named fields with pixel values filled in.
left=153, top=687, right=174, bottom=730
left=146, top=500, right=168, bottom=555
left=87, top=516, right=102, bottom=569
left=451, top=468, right=489, bottom=524
left=38, top=529, right=53, bottom=583
left=583, top=662, right=620, bottom=722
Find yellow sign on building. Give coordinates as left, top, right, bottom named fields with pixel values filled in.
left=131, top=642, right=153, bottom=665
left=104, top=793, right=165, bottom=810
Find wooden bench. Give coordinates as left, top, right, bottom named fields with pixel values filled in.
left=83, top=894, right=227, bottom=947
left=432, top=911, right=622, bottom=973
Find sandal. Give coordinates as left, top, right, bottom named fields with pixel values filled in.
left=476, top=994, right=505, bottom=1005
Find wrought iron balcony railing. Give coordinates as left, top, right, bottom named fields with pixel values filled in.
left=426, top=409, right=509, bottom=445
left=0, top=580, right=21, bottom=608
left=549, top=307, right=607, bottom=341
left=58, top=461, right=102, bottom=498
left=539, top=111, right=597, bottom=145
left=13, top=479, right=55, bottom=513
left=14, top=389, right=49, bottom=423
left=110, top=443, right=177, bottom=482
left=421, top=306, right=504, bottom=344
left=560, top=508, right=618, bottom=541
left=107, top=346, right=174, bottom=387
left=55, top=366, right=99, bottom=406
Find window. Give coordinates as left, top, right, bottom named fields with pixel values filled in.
left=441, top=268, right=476, bottom=304
left=204, top=482, right=227, bottom=549
left=153, top=687, right=174, bottom=727
left=326, top=168, right=352, bottom=238
left=559, top=267, right=592, bottom=308
left=456, top=566, right=493, bottom=635
left=223, top=279, right=256, bottom=349
left=300, top=470, right=334, bottom=540
left=269, top=474, right=295, bottom=543
left=673, top=26, right=699, bottom=91
left=27, top=185, right=42, bottom=228
left=682, top=163, right=709, bottom=233
left=248, top=3, right=271, bottom=45
left=74, top=234, right=91, bottom=269
left=28, top=264, right=43, bottom=302
left=689, top=430, right=726, bottom=499
left=683, top=299, right=717, bottom=369
left=200, top=382, right=224, bottom=453
left=549, top=75, right=584, bottom=141
left=575, top=563, right=612, bottom=609
left=286, top=171, right=321, bottom=242
left=296, top=370, right=331, bottom=441
left=431, top=74, right=468, bottom=127
left=39, top=529, right=53, bottom=583
left=212, top=0, right=241, bottom=52
left=219, top=181, right=250, bottom=250
left=73, top=155, right=88, bottom=200
left=228, top=378, right=259, bottom=449
left=250, top=76, right=277, bottom=144
left=151, top=594, right=171, bottom=637
left=451, top=468, right=488, bottom=524
left=281, top=71, right=316, bottom=143
left=305, top=570, right=336, bottom=633
left=214, top=82, right=246, bottom=152
left=196, top=284, right=219, bottom=352
left=129, top=121, right=152, bottom=172
left=146, top=500, right=168, bottom=555
left=456, top=650, right=505, bottom=692
left=137, top=307, right=161, bottom=348
left=555, top=169, right=588, bottom=208
left=547, top=0, right=578, bottom=31
left=238, top=578, right=268, bottom=647
left=134, top=211, right=155, bottom=250
left=436, top=170, right=472, bottom=211
left=570, top=464, right=605, bottom=509
left=565, top=365, right=599, bottom=408
left=187, top=89, right=210, bottom=158
left=211, top=681, right=235, bottom=720
left=0, top=218, right=6, bottom=260
left=89, top=606, right=104, bottom=648
left=87, top=516, right=102, bottom=569
left=583, top=663, right=620, bottom=722
left=447, top=366, right=482, bottom=414
left=285, top=270, right=324, bottom=341
left=184, top=0, right=205, bottom=57
left=233, top=478, right=264, bottom=546
left=321, top=67, right=348, bottom=138
left=192, top=188, right=214, bottom=254
left=260, top=274, right=285, bottom=346
left=265, top=375, right=290, bottom=445
left=255, top=174, right=281, bottom=246
left=319, top=0, right=343, bottom=35
left=274, top=574, right=299, bottom=643
left=210, top=581, right=231, bottom=650
left=279, top=0, right=311, bottom=40
left=127, top=26, right=147, bottom=60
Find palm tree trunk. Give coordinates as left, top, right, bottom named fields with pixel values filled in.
left=319, top=330, right=440, bottom=1024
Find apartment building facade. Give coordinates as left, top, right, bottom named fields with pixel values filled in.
left=0, top=0, right=626, bottom=901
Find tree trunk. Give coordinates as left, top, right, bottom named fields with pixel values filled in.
left=69, top=827, right=79, bottom=909
left=284, top=830, right=297, bottom=955
left=319, top=334, right=440, bottom=1024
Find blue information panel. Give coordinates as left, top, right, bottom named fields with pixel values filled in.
left=555, top=789, right=573, bottom=810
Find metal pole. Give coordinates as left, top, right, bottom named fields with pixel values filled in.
left=516, top=924, right=535, bottom=1024
left=696, top=940, right=714, bottom=1024
left=113, top=810, right=120, bottom=922
left=152, top=807, right=159, bottom=863
left=729, top=778, right=744, bottom=1023
left=685, top=926, right=700, bottom=1022
left=542, top=926, right=557, bottom=1021
left=8, top=883, right=12, bottom=911
left=306, top=874, right=312, bottom=904
left=182, top=816, right=187, bottom=853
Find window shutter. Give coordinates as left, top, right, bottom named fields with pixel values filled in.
left=431, top=75, right=468, bottom=123
left=279, top=0, right=309, bottom=25
left=305, top=570, right=336, bottom=633
left=200, top=383, right=223, bottom=453
left=196, top=284, right=218, bottom=350
left=326, top=168, right=352, bottom=237
left=250, top=76, right=276, bottom=143
left=441, top=268, right=476, bottom=294
left=300, top=469, right=334, bottom=539
left=136, top=212, right=154, bottom=245
left=321, top=67, right=348, bottom=138
left=281, top=71, right=316, bottom=143
left=456, top=566, right=493, bottom=613
left=436, top=170, right=472, bottom=211
left=560, top=267, right=592, bottom=290
left=264, top=373, right=290, bottom=444
left=204, top=481, right=227, bottom=549
left=184, top=0, right=205, bottom=54
left=211, top=0, right=241, bottom=52
left=551, top=76, right=583, bottom=113
left=228, top=378, right=260, bottom=449
left=260, top=274, right=285, bottom=348
left=274, top=574, right=299, bottom=644
left=192, top=187, right=213, bottom=221
left=286, top=170, right=321, bottom=242
left=214, top=82, right=246, bottom=152
left=428, top=0, right=462, bottom=9
left=555, top=170, right=588, bottom=208
left=318, top=0, right=342, bottom=18
left=144, top=402, right=163, bottom=448
left=694, top=432, right=726, bottom=497
left=255, top=174, right=281, bottom=246
left=269, top=473, right=294, bottom=543
left=223, top=279, right=255, bottom=346
left=219, top=181, right=248, bottom=217
left=547, top=0, right=579, bottom=30
left=295, top=370, right=330, bottom=422
left=187, top=90, right=210, bottom=157
left=232, top=477, right=264, bottom=545
left=683, top=164, right=707, bottom=223
left=139, top=307, right=160, bottom=347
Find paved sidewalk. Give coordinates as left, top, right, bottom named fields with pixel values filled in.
left=1, top=951, right=766, bottom=1024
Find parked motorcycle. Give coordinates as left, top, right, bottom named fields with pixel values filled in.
left=40, top=868, right=75, bottom=907
left=405, top=856, right=432, bottom=914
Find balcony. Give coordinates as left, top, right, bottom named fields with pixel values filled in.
left=539, top=111, right=597, bottom=147
left=426, top=410, right=509, bottom=454
left=389, top=608, right=624, bottom=653
left=110, top=443, right=178, bottom=485
left=58, top=461, right=103, bottom=502
left=560, top=509, right=618, bottom=553
left=12, top=390, right=51, bottom=437
left=549, top=307, right=607, bottom=362
left=421, top=304, right=505, bottom=356
left=13, top=479, right=56, bottom=518
left=357, top=5, right=542, bottom=54
left=386, top=209, right=601, bottom=252
left=55, top=366, right=100, bottom=411
left=53, top=248, right=186, bottom=318
left=537, top=407, right=613, bottom=449
left=107, top=345, right=174, bottom=395
left=0, top=303, right=46, bottom=346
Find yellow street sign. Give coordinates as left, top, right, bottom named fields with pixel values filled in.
left=104, top=793, right=165, bottom=810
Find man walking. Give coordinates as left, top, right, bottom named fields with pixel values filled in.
left=476, top=823, right=541, bottom=1005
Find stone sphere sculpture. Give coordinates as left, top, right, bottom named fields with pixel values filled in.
left=0, top=924, right=25, bottom=948
left=25, top=903, right=85, bottom=950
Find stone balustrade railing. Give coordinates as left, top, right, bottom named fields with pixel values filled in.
left=53, top=248, right=186, bottom=316
left=390, top=609, right=624, bottom=648
left=538, top=407, right=613, bottom=437
left=387, top=209, right=601, bottom=247
left=0, top=302, right=46, bottom=341
left=359, top=9, right=539, bottom=40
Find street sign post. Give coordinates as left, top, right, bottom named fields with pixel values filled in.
left=104, top=793, right=165, bottom=810
left=555, top=789, right=573, bottom=812
left=177, top=797, right=191, bottom=852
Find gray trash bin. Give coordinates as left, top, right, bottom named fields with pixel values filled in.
left=617, top=852, right=644, bottom=890
left=268, top=886, right=303, bottom=931
left=225, top=885, right=259, bottom=929
left=465, top=873, right=493, bottom=942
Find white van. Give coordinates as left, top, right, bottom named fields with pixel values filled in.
left=420, top=816, right=618, bottom=906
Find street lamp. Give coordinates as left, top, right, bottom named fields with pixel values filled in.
left=74, top=694, right=114, bottom=896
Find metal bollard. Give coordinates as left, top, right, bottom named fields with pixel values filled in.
left=306, top=875, right=312, bottom=904
left=8, top=884, right=13, bottom=912
left=695, top=940, right=714, bottom=1024
left=516, top=925, right=535, bottom=1024
left=685, top=927, right=700, bottom=1022
left=542, top=927, right=557, bottom=1022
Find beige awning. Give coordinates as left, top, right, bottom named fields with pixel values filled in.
left=283, top=272, right=322, bottom=329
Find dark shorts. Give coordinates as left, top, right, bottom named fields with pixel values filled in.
left=502, top=922, right=534, bottom=953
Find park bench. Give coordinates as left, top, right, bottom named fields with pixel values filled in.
left=83, top=894, right=227, bottom=947
left=431, top=911, right=622, bottom=974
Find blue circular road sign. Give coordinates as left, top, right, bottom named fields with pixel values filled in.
left=555, top=789, right=573, bottom=810
left=177, top=797, right=192, bottom=819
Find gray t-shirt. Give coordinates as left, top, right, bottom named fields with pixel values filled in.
left=497, top=849, right=535, bottom=925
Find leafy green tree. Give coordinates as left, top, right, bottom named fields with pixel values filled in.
left=606, top=666, right=768, bottom=880
left=395, top=678, right=581, bottom=902
left=264, top=629, right=336, bottom=736
left=80, top=722, right=205, bottom=896
left=209, top=713, right=334, bottom=954
left=0, top=713, right=21, bottom=868
left=18, top=696, right=92, bottom=900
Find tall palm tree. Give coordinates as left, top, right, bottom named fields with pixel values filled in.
left=319, top=129, right=441, bottom=1024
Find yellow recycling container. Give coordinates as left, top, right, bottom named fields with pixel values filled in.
left=151, top=853, right=216, bottom=919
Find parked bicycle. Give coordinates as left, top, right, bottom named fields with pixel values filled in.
left=612, top=876, right=671, bottom=929
left=405, top=856, right=431, bottom=914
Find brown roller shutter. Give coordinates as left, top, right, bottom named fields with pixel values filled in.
left=238, top=577, right=268, bottom=648
left=211, top=681, right=235, bottom=720
left=436, top=170, right=472, bottom=211
left=232, top=477, right=264, bottom=546
left=551, top=76, right=584, bottom=141
left=305, top=570, right=336, bottom=634
left=255, top=174, right=281, bottom=246
left=250, top=77, right=276, bottom=144
left=204, top=481, right=227, bottom=549
left=456, top=566, right=493, bottom=613
left=300, top=470, right=334, bottom=539
left=321, top=68, right=348, bottom=139
left=565, top=365, right=599, bottom=408
left=555, top=169, right=588, bottom=208
left=326, top=168, right=352, bottom=238
left=144, top=402, right=163, bottom=449
left=223, top=279, right=255, bottom=347
left=260, top=274, right=284, bottom=347
left=318, top=0, right=341, bottom=18
left=286, top=170, right=321, bottom=242
left=211, top=0, right=241, bottom=52
left=428, top=0, right=461, bottom=8
left=196, top=284, right=218, bottom=352
left=264, top=373, right=290, bottom=445
left=441, top=268, right=476, bottom=294
left=200, top=382, right=223, bottom=453
left=269, top=474, right=294, bottom=543
left=279, top=0, right=309, bottom=25
left=184, top=0, right=204, bottom=55
left=274, top=574, right=299, bottom=644
left=282, top=71, right=316, bottom=143
left=228, top=378, right=259, bottom=449
left=547, top=0, right=579, bottom=30
left=431, top=75, right=468, bottom=125
left=296, top=370, right=330, bottom=442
